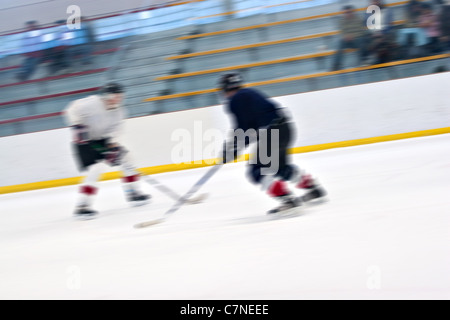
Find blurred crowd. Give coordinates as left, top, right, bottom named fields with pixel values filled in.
left=16, top=17, right=96, bottom=82
left=11, top=0, right=450, bottom=81
left=332, top=0, right=450, bottom=71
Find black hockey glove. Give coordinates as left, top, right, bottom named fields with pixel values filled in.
left=268, top=115, right=289, bottom=129
left=71, top=125, right=89, bottom=144
left=221, top=139, right=239, bottom=164
left=103, top=144, right=124, bottom=166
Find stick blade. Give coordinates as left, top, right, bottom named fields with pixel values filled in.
left=186, top=193, right=209, bottom=205
left=134, top=218, right=165, bottom=229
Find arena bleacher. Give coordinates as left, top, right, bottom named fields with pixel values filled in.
left=0, top=0, right=448, bottom=136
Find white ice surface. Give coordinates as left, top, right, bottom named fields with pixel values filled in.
left=1, top=134, right=449, bottom=300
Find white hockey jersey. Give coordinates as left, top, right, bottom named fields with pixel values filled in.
left=64, top=95, right=126, bottom=142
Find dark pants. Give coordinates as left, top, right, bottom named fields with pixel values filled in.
left=427, top=37, right=442, bottom=54
left=17, top=56, right=41, bottom=81
left=70, top=44, right=94, bottom=65
left=332, top=35, right=368, bottom=71
left=73, top=139, right=109, bottom=171
left=247, top=119, right=297, bottom=184
left=47, top=46, right=70, bottom=74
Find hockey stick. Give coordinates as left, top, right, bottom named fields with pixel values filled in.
left=134, top=164, right=223, bottom=228
left=143, top=176, right=208, bottom=204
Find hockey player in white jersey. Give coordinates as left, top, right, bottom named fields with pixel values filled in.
left=64, top=82, right=150, bottom=218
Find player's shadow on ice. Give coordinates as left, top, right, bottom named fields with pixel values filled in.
left=227, top=199, right=328, bottom=226
left=228, top=211, right=303, bottom=226
left=95, top=202, right=162, bottom=218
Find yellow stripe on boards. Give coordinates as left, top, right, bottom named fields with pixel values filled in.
left=290, top=127, right=450, bottom=154
left=1, top=127, right=449, bottom=195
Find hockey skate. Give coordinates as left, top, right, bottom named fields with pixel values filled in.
left=265, top=179, right=301, bottom=215
left=296, top=174, right=327, bottom=204
left=300, top=186, right=327, bottom=203
left=74, top=206, right=98, bottom=220
left=127, top=191, right=151, bottom=207
left=267, top=195, right=301, bottom=215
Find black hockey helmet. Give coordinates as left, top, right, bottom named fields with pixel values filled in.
left=100, top=82, right=125, bottom=95
left=218, top=73, right=243, bottom=92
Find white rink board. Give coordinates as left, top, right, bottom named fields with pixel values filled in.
left=0, top=72, right=449, bottom=186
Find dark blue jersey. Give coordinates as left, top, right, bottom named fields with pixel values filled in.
left=226, top=88, right=282, bottom=132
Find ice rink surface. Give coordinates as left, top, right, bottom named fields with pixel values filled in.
left=1, top=134, right=449, bottom=300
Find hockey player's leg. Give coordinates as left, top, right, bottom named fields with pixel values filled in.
left=119, top=152, right=151, bottom=206
left=272, top=121, right=327, bottom=204
left=248, top=124, right=298, bottom=214
left=263, top=175, right=301, bottom=215
left=283, top=166, right=327, bottom=203
left=74, top=163, right=103, bottom=219
left=249, top=164, right=300, bottom=215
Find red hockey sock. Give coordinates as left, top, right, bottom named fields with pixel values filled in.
left=122, top=174, right=140, bottom=183
left=80, top=185, right=98, bottom=195
left=297, top=174, right=314, bottom=189
left=267, top=180, right=290, bottom=198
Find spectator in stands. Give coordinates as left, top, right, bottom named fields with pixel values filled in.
left=432, top=0, right=446, bottom=6
left=434, top=65, right=448, bottom=72
left=365, top=0, right=398, bottom=64
left=419, top=3, right=442, bottom=54
left=406, top=0, right=423, bottom=27
left=370, top=0, right=395, bottom=35
left=368, top=32, right=399, bottom=63
left=440, top=0, right=450, bottom=51
left=70, top=17, right=96, bottom=69
left=331, top=5, right=369, bottom=71
left=17, top=21, right=44, bottom=82
left=397, top=1, right=430, bottom=59
left=47, top=21, right=72, bottom=76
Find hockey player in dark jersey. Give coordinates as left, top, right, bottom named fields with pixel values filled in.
left=219, top=73, right=326, bottom=214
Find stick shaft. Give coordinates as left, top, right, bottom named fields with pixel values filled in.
left=134, top=165, right=222, bottom=229
left=143, top=176, right=181, bottom=201
left=164, top=164, right=223, bottom=217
